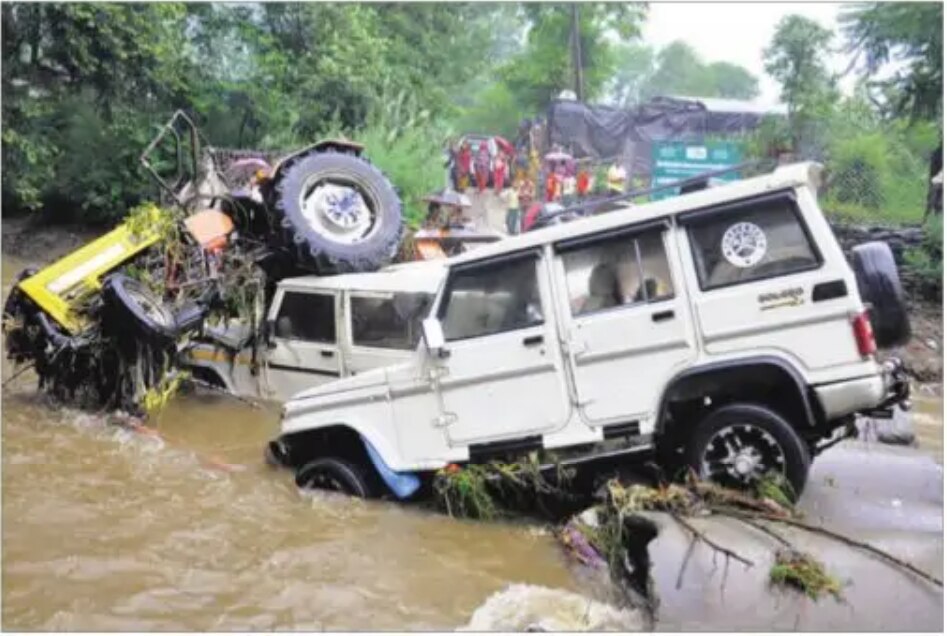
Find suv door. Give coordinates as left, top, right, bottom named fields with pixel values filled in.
left=266, top=289, right=342, bottom=398
left=554, top=221, right=696, bottom=427
left=434, top=250, right=571, bottom=445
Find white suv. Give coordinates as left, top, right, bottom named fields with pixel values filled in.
left=266, top=163, right=911, bottom=500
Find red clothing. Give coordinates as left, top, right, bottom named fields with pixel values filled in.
left=493, top=156, right=508, bottom=194
left=522, top=202, right=543, bottom=232
left=577, top=170, right=591, bottom=196
left=474, top=146, right=491, bottom=193
left=545, top=172, right=559, bottom=202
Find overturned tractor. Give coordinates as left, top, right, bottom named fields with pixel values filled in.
left=3, top=111, right=405, bottom=412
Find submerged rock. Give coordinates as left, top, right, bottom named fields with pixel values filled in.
left=461, top=583, right=647, bottom=632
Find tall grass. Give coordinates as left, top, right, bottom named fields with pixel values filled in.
left=326, top=86, right=451, bottom=229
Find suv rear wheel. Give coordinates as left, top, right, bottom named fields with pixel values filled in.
left=295, top=457, right=377, bottom=498
left=684, top=403, right=810, bottom=499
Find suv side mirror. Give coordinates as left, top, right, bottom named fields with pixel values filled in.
left=422, top=318, right=448, bottom=358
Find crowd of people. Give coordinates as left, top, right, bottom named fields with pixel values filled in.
left=444, top=133, right=632, bottom=235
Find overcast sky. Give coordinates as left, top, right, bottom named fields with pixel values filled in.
left=643, top=2, right=856, bottom=106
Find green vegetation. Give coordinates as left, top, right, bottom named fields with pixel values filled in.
left=905, top=215, right=943, bottom=297
left=609, top=41, right=760, bottom=107
left=770, top=549, right=844, bottom=601
left=1, top=1, right=940, bottom=245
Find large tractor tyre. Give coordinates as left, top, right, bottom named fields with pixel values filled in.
left=850, top=241, right=911, bottom=348
left=101, top=274, right=178, bottom=346
left=685, top=403, right=811, bottom=501
left=271, top=151, right=403, bottom=275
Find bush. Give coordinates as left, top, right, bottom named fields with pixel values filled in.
left=905, top=214, right=943, bottom=298
left=826, top=133, right=887, bottom=211
left=336, top=88, right=451, bottom=229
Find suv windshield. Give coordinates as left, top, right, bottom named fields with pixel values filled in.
left=350, top=292, right=433, bottom=350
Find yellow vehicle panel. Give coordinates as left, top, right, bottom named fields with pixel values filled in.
left=18, top=206, right=165, bottom=334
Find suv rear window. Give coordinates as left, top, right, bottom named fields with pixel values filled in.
left=687, top=197, right=820, bottom=289
left=350, top=293, right=433, bottom=350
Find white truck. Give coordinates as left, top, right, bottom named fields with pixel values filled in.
left=265, top=162, right=912, bottom=500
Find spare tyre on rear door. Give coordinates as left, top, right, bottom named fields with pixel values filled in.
left=271, top=151, right=403, bottom=275
left=850, top=241, right=911, bottom=348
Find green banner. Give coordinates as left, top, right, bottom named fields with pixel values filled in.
left=651, top=141, right=742, bottom=201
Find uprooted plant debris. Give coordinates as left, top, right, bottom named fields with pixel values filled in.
left=770, top=548, right=844, bottom=601
left=432, top=457, right=588, bottom=521
left=433, top=462, right=941, bottom=614
left=3, top=202, right=269, bottom=416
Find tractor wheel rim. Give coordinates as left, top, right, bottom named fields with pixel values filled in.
left=701, top=423, right=786, bottom=487
left=300, top=176, right=376, bottom=245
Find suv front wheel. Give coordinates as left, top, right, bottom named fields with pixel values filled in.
left=295, top=457, right=378, bottom=499
left=685, top=403, right=811, bottom=500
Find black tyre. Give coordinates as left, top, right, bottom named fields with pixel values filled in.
left=272, top=151, right=403, bottom=275
left=264, top=438, right=290, bottom=468
left=295, top=457, right=377, bottom=498
left=3, top=267, right=40, bottom=361
left=101, top=274, right=177, bottom=344
left=851, top=241, right=911, bottom=348
left=3, top=267, right=38, bottom=324
left=685, top=403, right=811, bottom=500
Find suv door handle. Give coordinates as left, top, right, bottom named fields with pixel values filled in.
left=523, top=335, right=544, bottom=346
left=320, top=350, right=335, bottom=358
left=652, top=310, right=675, bottom=322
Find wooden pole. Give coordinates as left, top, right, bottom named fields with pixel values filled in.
left=571, top=3, right=584, bottom=102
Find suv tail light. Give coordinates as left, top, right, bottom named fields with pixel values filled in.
left=852, top=311, right=877, bottom=357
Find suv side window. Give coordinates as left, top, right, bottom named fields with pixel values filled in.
left=687, top=197, right=820, bottom=290
left=350, top=292, right=433, bottom=350
left=440, top=255, right=544, bottom=341
left=274, top=292, right=335, bottom=343
left=563, top=229, right=674, bottom=316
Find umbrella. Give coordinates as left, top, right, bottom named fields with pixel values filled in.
left=422, top=189, right=472, bottom=208
left=494, top=136, right=515, bottom=156
left=545, top=151, right=572, bottom=162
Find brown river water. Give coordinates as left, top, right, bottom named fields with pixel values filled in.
left=1, top=252, right=942, bottom=631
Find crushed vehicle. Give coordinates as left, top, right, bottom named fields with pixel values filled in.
left=3, top=111, right=407, bottom=411
left=266, top=161, right=912, bottom=501
left=185, top=261, right=442, bottom=403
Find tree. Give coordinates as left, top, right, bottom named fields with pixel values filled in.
left=608, top=42, right=655, bottom=106
left=646, top=41, right=712, bottom=98
left=707, top=62, right=759, bottom=100
left=763, top=15, right=838, bottom=154
left=840, top=2, right=942, bottom=217
left=608, top=40, right=760, bottom=105
left=840, top=2, right=942, bottom=120
left=499, top=3, right=648, bottom=113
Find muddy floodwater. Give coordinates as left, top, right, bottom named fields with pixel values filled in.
left=0, top=254, right=598, bottom=631
left=2, top=253, right=943, bottom=631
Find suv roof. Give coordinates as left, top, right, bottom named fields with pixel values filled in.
left=277, top=261, right=445, bottom=294
left=448, top=162, right=822, bottom=267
